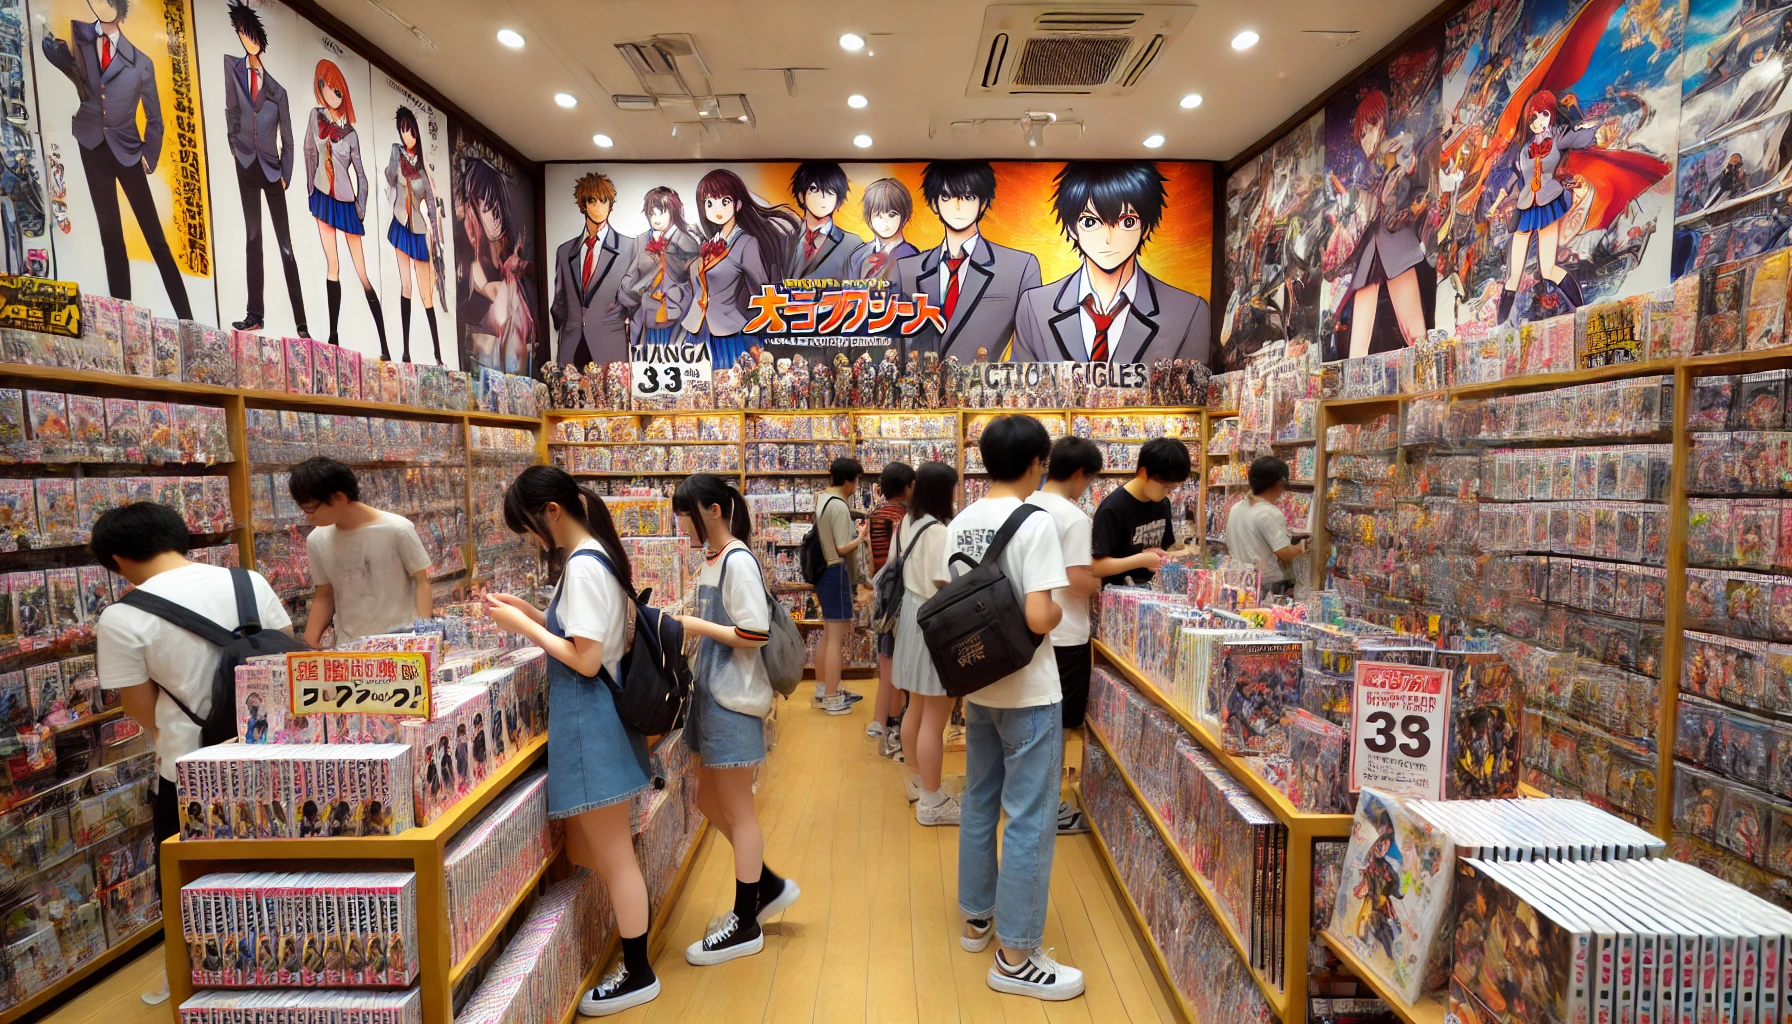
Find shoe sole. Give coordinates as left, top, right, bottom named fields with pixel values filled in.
left=823, top=705, right=852, bottom=716
left=578, top=978, right=660, bottom=1016
left=916, top=813, right=960, bottom=827
left=961, top=930, right=993, bottom=953
left=757, top=880, right=801, bottom=925
left=987, top=970, right=1086, bottom=1001
left=685, top=932, right=765, bottom=966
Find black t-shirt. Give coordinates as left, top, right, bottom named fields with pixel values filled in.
left=1091, top=485, right=1173, bottom=587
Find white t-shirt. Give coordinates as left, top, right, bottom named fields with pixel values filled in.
left=552, top=539, right=630, bottom=681
left=306, top=509, right=432, bottom=643
left=946, top=496, right=1069, bottom=709
left=96, top=563, right=292, bottom=781
left=1027, top=490, right=1093, bottom=646
left=1225, top=495, right=1293, bottom=585
left=897, top=514, right=949, bottom=600
left=697, top=541, right=773, bottom=717
left=814, top=491, right=854, bottom=564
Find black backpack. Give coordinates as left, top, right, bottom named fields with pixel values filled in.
left=574, top=549, right=693, bottom=736
left=799, top=494, right=846, bottom=586
left=117, top=567, right=311, bottom=746
left=915, top=504, right=1047, bottom=698
left=870, top=517, right=938, bottom=635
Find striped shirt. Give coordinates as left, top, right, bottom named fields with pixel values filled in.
left=868, top=501, right=908, bottom=571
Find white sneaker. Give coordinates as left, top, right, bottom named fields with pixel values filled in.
left=988, top=948, right=1085, bottom=1001
left=962, top=917, right=993, bottom=952
left=880, top=731, right=903, bottom=760
left=904, top=775, right=923, bottom=803
left=916, top=793, right=961, bottom=826
left=821, top=693, right=851, bottom=715
left=578, top=963, right=661, bottom=1015
left=813, top=682, right=825, bottom=702
left=866, top=720, right=884, bottom=738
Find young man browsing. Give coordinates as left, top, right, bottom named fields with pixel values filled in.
left=289, top=457, right=434, bottom=647
left=1091, top=437, right=1191, bottom=587
left=1224, top=455, right=1308, bottom=596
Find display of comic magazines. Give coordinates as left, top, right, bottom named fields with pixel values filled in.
left=177, top=870, right=420, bottom=987
left=176, top=989, right=423, bottom=1023
left=174, top=745, right=417, bottom=840
left=1328, top=788, right=1456, bottom=1005
left=444, top=771, right=552, bottom=963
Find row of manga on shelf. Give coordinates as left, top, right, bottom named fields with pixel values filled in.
left=467, top=427, right=536, bottom=457
left=1484, top=555, right=1669, bottom=624
left=1686, top=431, right=1792, bottom=496
left=454, top=872, right=603, bottom=1024
left=1, top=738, right=156, bottom=885
left=551, top=444, right=742, bottom=475
left=1479, top=444, right=1673, bottom=503
left=1677, top=693, right=1792, bottom=806
left=549, top=414, right=746, bottom=443
left=1209, top=444, right=1314, bottom=485
left=855, top=440, right=956, bottom=472
left=1, top=390, right=230, bottom=467
left=538, top=355, right=1213, bottom=413
left=1689, top=498, right=1792, bottom=572
left=1690, top=369, right=1792, bottom=432
left=176, top=990, right=421, bottom=1024
left=0, top=474, right=234, bottom=550
left=1685, top=567, right=1792, bottom=643
left=178, top=871, right=421, bottom=989
left=444, top=771, right=554, bottom=963
left=0, top=548, right=238, bottom=656
left=1673, top=759, right=1790, bottom=877
left=1400, top=376, right=1677, bottom=446
left=243, top=412, right=465, bottom=467
left=1323, top=417, right=1399, bottom=455
left=1518, top=705, right=1658, bottom=825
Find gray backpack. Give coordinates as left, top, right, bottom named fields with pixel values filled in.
left=719, top=549, right=804, bottom=697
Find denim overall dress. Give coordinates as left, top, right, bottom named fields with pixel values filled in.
left=542, top=550, right=652, bottom=818
left=683, top=549, right=768, bottom=769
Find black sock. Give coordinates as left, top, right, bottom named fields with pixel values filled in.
left=620, top=931, right=652, bottom=978
left=399, top=296, right=412, bottom=363
left=758, top=866, right=784, bottom=906
left=734, top=878, right=761, bottom=926
left=325, top=279, right=342, bottom=345
left=424, top=305, right=441, bottom=363
left=365, top=288, right=390, bottom=361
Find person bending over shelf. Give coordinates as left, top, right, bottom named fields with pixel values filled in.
left=1091, top=437, right=1191, bottom=588
left=1224, top=455, right=1307, bottom=598
left=289, top=457, right=433, bottom=647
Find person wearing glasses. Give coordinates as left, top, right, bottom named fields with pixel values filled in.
left=288, top=456, right=433, bottom=647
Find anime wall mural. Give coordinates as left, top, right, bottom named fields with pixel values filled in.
left=1220, top=111, right=1325, bottom=370
left=369, top=73, right=452, bottom=365
left=452, top=123, right=537, bottom=376
left=0, top=0, right=51, bottom=277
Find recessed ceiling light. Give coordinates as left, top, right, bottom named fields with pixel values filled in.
left=840, top=32, right=865, bottom=51
left=1180, top=93, right=1203, bottom=109
left=496, top=28, right=524, bottom=49
left=554, top=93, right=577, bottom=109
left=853, top=133, right=873, bottom=148
left=592, top=133, right=613, bottom=148
left=1231, top=29, right=1259, bottom=50
left=847, top=94, right=868, bottom=109
left=1143, top=134, right=1165, bottom=149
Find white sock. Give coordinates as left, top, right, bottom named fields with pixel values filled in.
left=907, top=773, right=923, bottom=790
left=920, top=787, right=946, bottom=808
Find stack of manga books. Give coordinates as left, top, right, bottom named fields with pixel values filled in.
left=177, top=989, right=422, bottom=1023
left=0, top=474, right=233, bottom=549
left=444, top=771, right=551, bottom=963
left=174, top=745, right=417, bottom=840
left=1324, top=416, right=1398, bottom=455
left=747, top=413, right=849, bottom=440
left=456, top=872, right=605, bottom=1024
left=742, top=441, right=850, bottom=472
left=0, top=389, right=232, bottom=466
left=468, top=425, right=537, bottom=456
left=1407, top=796, right=1665, bottom=860
left=555, top=442, right=741, bottom=474
left=178, top=871, right=419, bottom=988
left=855, top=438, right=956, bottom=473
left=242, top=411, right=465, bottom=466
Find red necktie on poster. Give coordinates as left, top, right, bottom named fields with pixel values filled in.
left=943, top=254, right=968, bottom=322
left=1081, top=293, right=1129, bottom=362
left=805, top=228, right=821, bottom=261
left=250, top=68, right=260, bottom=104
left=99, top=34, right=111, bottom=72
left=582, top=236, right=598, bottom=289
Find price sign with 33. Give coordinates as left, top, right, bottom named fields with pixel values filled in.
left=630, top=340, right=712, bottom=406
left=287, top=652, right=432, bottom=718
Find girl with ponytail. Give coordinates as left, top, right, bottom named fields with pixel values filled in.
left=669, top=474, right=800, bottom=965
left=484, top=465, right=659, bottom=1016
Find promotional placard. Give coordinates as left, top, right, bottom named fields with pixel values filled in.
left=287, top=651, right=432, bottom=718
left=0, top=276, right=80, bottom=337
left=629, top=339, right=713, bottom=409
left=1349, top=661, right=1451, bottom=799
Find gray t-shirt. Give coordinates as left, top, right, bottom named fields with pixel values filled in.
left=306, top=509, right=433, bottom=643
left=814, top=491, right=854, bottom=566
left=1224, top=495, right=1293, bottom=585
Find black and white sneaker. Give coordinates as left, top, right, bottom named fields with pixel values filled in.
left=988, top=948, right=1085, bottom=1001
left=961, top=917, right=993, bottom=953
left=1057, top=800, right=1090, bottom=835
left=757, top=877, right=802, bottom=925
left=685, top=912, right=764, bottom=966
left=578, top=963, right=660, bottom=1016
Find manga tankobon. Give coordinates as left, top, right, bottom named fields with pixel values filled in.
left=540, top=159, right=1214, bottom=378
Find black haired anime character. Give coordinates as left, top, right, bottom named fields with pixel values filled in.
left=790, top=161, right=860, bottom=279
left=679, top=168, right=801, bottom=367
left=457, top=155, right=536, bottom=374
left=223, top=0, right=305, bottom=336
left=894, top=160, right=1041, bottom=360
left=384, top=105, right=446, bottom=364
left=1013, top=160, right=1211, bottom=365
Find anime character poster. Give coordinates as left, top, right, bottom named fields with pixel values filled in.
left=1435, top=0, right=1679, bottom=332
left=541, top=159, right=1213, bottom=376
left=451, top=122, right=537, bottom=377
left=0, top=0, right=51, bottom=276
left=1319, top=28, right=1444, bottom=362
left=28, top=0, right=216, bottom=323
left=1221, top=111, right=1325, bottom=370
left=367, top=73, right=453, bottom=367
left=194, top=0, right=390, bottom=358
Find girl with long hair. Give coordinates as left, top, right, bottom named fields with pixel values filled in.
left=383, top=106, right=443, bottom=365
left=893, top=462, right=961, bottom=825
left=680, top=169, right=801, bottom=366
left=670, top=474, right=801, bottom=965
left=482, top=465, right=659, bottom=1015
left=457, top=158, right=536, bottom=373
left=618, top=186, right=701, bottom=346
left=303, top=59, right=390, bottom=358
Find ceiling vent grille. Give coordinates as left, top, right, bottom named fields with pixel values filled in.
left=969, top=4, right=1194, bottom=96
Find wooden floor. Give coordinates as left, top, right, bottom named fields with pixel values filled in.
left=45, top=695, right=1179, bottom=1024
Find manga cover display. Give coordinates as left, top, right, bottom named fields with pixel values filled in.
left=1329, top=787, right=1456, bottom=1005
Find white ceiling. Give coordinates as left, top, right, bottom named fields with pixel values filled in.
left=311, top=0, right=1439, bottom=164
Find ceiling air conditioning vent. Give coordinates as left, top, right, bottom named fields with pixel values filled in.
left=969, top=3, right=1195, bottom=96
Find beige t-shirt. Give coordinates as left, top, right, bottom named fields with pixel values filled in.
left=306, top=509, right=433, bottom=643
left=814, top=491, right=854, bottom=565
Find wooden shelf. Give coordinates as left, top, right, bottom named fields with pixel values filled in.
left=0, top=918, right=162, bottom=1024
left=1085, top=811, right=1198, bottom=1024
left=1445, top=358, right=1678, bottom=400
left=569, top=470, right=736, bottom=477
left=1087, top=722, right=1288, bottom=1017
left=1319, top=932, right=1448, bottom=1024
left=448, top=836, right=565, bottom=985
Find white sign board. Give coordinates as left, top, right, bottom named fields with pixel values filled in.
left=1349, top=661, right=1451, bottom=800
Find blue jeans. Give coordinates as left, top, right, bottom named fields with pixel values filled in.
left=958, top=701, right=1062, bottom=950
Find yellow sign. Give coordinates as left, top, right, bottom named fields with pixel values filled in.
left=287, top=652, right=432, bottom=718
left=0, top=277, right=81, bottom=338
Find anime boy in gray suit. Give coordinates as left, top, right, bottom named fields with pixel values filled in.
left=1013, top=161, right=1210, bottom=365
left=549, top=171, right=637, bottom=367
left=895, top=160, right=1040, bottom=361
left=41, top=0, right=193, bottom=319
left=222, top=0, right=304, bottom=334
left=790, top=161, right=860, bottom=281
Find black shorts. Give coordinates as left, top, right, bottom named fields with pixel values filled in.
left=1055, top=643, right=1092, bottom=730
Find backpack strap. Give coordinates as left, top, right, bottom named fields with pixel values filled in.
left=818, top=494, right=847, bottom=558
left=230, top=567, right=263, bottom=637
left=116, top=586, right=236, bottom=730
left=563, top=547, right=634, bottom=692
left=949, top=503, right=1044, bottom=575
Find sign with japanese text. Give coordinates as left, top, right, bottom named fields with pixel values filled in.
left=1350, top=661, right=1451, bottom=799
left=287, top=652, right=432, bottom=718
left=0, top=276, right=80, bottom=337
left=629, top=338, right=713, bottom=409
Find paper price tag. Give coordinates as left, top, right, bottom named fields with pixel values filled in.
left=630, top=339, right=712, bottom=406
left=288, top=652, right=432, bottom=718
left=1349, top=661, right=1451, bottom=799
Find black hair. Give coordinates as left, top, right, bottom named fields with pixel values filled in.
left=460, top=158, right=515, bottom=241
left=672, top=473, right=752, bottom=548
left=1136, top=437, right=1192, bottom=484
left=227, top=0, right=266, bottom=49
left=501, top=465, right=634, bottom=593
left=1249, top=455, right=1290, bottom=495
left=877, top=462, right=916, bottom=501
left=288, top=456, right=359, bottom=505
left=790, top=161, right=850, bottom=208
left=830, top=457, right=864, bottom=487
left=90, top=502, right=190, bottom=572
left=920, top=160, right=997, bottom=212
left=108, top=0, right=133, bottom=20
left=910, top=462, right=957, bottom=524
left=394, top=106, right=421, bottom=152
left=1047, top=436, right=1104, bottom=482
left=1052, top=161, right=1169, bottom=252
left=979, top=415, right=1053, bottom=482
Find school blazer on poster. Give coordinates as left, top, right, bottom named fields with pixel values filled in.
left=223, top=54, right=294, bottom=185
left=683, top=229, right=773, bottom=338
left=895, top=236, right=1041, bottom=361
left=45, top=23, right=161, bottom=168
left=616, top=226, right=700, bottom=344
left=793, top=222, right=858, bottom=281
left=1012, top=270, right=1212, bottom=365
left=551, top=227, right=638, bottom=365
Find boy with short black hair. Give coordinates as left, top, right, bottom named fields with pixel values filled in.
left=1091, top=437, right=1190, bottom=587
left=867, top=462, right=915, bottom=753
left=814, top=456, right=864, bottom=715
left=1029, top=437, right=1103, bottom=835
left=1225, top=455, right=1307, bottom=596
left=288, top=456, right=433, bottom=647
left=949, top=415, right=1084, bottom=1002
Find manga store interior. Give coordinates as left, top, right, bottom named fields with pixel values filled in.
left=9, top=0, right=1792, bottom=1021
